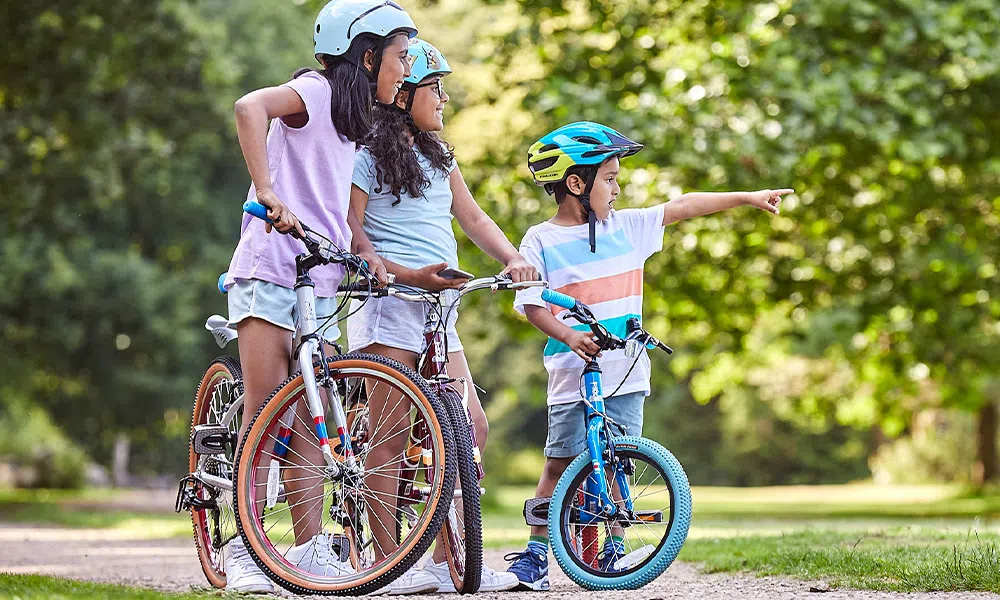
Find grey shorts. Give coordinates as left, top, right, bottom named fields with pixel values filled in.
left=544, top=391, right=645, bottom=458
left=227, top=278, right=342, bottom=343
left=346, top=293, right=462, bottom=355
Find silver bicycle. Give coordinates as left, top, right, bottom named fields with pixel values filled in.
left=177, top=201, right=457, bottom=595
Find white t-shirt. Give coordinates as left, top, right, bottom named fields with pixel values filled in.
left=514, top=206, right=666, bottom=405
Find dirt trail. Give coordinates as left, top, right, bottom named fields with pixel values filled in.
left=2, top=523, right=998, bottom=599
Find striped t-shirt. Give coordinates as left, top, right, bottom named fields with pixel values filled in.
left=514, top=206, right=666, bottom=405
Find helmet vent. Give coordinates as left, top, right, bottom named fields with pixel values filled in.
left=530, top=157, right=558, bottom=172
left=581, top=150, right=608, bottom=158
left=539, top=143, right=560, bottom=153
left=573, top=136, right=601, bottom=145
left=316, top=24, right=321, bottom=33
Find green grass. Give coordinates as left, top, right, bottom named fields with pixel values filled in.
left=491, top=483, right=1000, bottom=519
left=681, top=528, right=1000, bottom=592
left=484, top=484, right=1000, bottom=592
left=0, top=574, right=213, bottom=600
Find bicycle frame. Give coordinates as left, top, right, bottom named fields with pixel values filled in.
left=418, top=293, right=483, bottom=480
left=579, top=362, right=635, bottom=521
left=188, top=253, right=358, bottom=505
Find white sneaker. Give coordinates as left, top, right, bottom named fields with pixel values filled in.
left=423, top=560, right=520, bottom=593
left=371, top=565, right=440, bottom=595
left=224, top=537, right=276, bottom=594
left=285, top=532, right=356, bottom=577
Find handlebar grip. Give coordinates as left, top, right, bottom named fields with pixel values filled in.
left=541, top=289, right=577, bottom=310
left=217, top=272, right=228, bottom=295
left=243, top=200, right=273, bottom=223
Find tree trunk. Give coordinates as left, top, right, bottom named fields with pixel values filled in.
left=112, top=432, right=131, bottom=488
left=975, top=401, right=998, bottom=486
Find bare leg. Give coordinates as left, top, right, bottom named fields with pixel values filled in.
left=236, top=319, right=293, bottom=530
left=529, top=457, right=574, bottom=538
left=358, top=343, right=419, bottom=562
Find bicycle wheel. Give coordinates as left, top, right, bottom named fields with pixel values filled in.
left=437, top=386, right=482, bottom=594
left=548, top=436, right=691, bottom=590
left=188, top=356, right=243, bottom=588
left=234, top=353, right=456, bottom=595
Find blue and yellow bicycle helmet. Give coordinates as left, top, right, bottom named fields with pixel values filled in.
left=528, top=122, right=643, bottom=252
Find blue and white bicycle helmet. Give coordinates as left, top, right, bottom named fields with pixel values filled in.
left=399, top=38, right=451, bottom=112
left=314, top=0, right=418, bottom=60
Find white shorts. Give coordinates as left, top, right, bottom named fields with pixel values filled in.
left=346, top=293, right=462, bottom=355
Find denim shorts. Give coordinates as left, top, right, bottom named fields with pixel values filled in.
left=544, top=391, right=645, bottom=458
left=346, top=293, right=462, bottom=355
left=227, top=278, right=342, bottom=343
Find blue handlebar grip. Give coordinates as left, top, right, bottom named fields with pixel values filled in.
left=541, top=289, right=577, bottom=310
left=217, top=272, right=228, bottom=295
left=243, top=200, right=273, bottom=223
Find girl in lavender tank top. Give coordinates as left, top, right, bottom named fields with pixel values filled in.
left=219, top=1, right=418, bottom=593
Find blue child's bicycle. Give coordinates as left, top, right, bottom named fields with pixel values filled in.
left=524, top=289, right=692, bottom=590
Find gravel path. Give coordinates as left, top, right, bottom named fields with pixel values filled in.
left=1, top=523, right=998, bottom=599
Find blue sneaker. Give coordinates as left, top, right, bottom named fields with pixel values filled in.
left=597, top=538, right=627, bottom=573
left=504, top=548, right=550, bottom=591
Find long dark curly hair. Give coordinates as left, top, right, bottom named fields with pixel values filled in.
left=365, top=103, right=456, bottom=204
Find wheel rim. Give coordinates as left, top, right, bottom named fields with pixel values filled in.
left=236, top=361, right=450, bottom=591
left=443, top=503, right=466, bottom=577
left=190, top=361, right=242, bottom=587
left=558, top=448, right=675, bottom=578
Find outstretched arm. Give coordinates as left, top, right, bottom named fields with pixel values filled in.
left=450, top=166, right=538, bottom=282
left=661, top=189, right=793, bottom=226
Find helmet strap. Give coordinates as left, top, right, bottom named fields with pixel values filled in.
left=364, top=41, right=386, bottom=102
left=577, top=171, right=598, bottom=253
left=402, top=83, right=417, bottom=113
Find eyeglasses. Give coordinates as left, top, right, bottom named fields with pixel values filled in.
left=346, top=1, right=406, bottom=39
left=417, top=79, right=445, bottom=99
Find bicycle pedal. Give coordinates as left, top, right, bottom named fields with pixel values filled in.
left=523, top=496, right=550, bottom=527
left=329, top=533, right=351, bottom=562
left=632, top=510, right=663, bottom=523
left=174, top=475, right=195, bottom=513
left=192, top=425, right=234, bottom=455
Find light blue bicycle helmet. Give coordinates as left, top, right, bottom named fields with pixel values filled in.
left=527, top=121, right=643, bottom=252
left=313, top=0, right=418, bottom=78
left=399, top=38, right=451, bottom=112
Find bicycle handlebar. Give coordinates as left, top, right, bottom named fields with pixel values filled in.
left=241, top=201, right=547, bottom=307
left=541, top=293, right=673, bottom=356
left=540, top=289, right=577, bottom=310
left=242, top=200, right=374, bottom=278
left=338, top=276, right=547, bottom=303
left=243, top=200, right=272, bottom=223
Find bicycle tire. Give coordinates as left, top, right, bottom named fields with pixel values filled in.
left=189, top=356, right=243, bottom=588
left=548, top=436, right=691, bottom=590
left=438, top=386, right=483, bottom=594
left=234, top=353, right=456, bottom=595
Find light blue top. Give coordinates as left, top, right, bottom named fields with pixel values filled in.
left=352, top=146, right=459, bottom=270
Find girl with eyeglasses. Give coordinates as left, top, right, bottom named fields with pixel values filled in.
left=348, top=38, right=537, bottom=593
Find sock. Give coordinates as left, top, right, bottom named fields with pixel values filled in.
left=607, top=535, right=624, bottom=548
left=527, top=537, right=548, bottom=555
